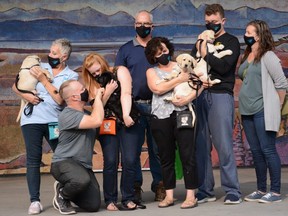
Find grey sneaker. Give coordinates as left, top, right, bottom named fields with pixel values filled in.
left=244, top=191, right=265, bottom=202
left=196, top=193, right=216, bottom=204
left=224, top=194, right=242, bottom=204
left=258, top=192, right=282, bottom=203
left=53, top=181, right=76, bottom=215
left=28, top=201, right=43, bottom=215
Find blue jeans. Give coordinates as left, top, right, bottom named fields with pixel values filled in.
left=98, top=122, right=140, bottom=205
left=195, top=91, right=241, bottom=198
left=51, top=159, right=101, bottom=212
left=21, top=124, right=58, bottom=202
left=134, top=102, right=162, bottom=191
left=242, top=110, right=281, bottom=194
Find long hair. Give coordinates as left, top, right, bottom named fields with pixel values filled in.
left=82, top=52, right=110, bottom=98
left=241, top=20, right=274, bottom=64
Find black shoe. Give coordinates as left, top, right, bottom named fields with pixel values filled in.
left=53, top=181, right=76, bottom=215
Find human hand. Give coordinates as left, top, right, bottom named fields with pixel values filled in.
left=123, top=115, right=134, bottom=127
left=95, top=88, right=104, bottom=100
left=24, top=92, right=42, bottom=105
left=30, top=66, right=48, bottom=83
left=172, top=95, right=188, bottom=106
left=105, top=80, right=118, bottom=96
left=177, top=72, right=190, bottom=83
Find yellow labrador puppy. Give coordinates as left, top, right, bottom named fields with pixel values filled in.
left=15, top=55, right=53, bottom=122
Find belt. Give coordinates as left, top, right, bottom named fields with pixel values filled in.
left=135, top=99, right=152, bottom=104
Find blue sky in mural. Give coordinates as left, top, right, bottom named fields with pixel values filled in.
left=0, top=0, right=287, bottom=48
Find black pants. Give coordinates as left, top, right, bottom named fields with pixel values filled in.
left=151, top=111, right=198, bottom=190
left=51, top=159, right=101, bottom=212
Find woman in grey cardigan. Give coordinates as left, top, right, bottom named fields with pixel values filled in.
left=238, top=20, right=288, bottom=203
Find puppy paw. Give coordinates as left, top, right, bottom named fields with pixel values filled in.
left=211, top=79, right=221, bottom=84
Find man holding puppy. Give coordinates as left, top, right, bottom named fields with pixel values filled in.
left=191, top=3, right=241, bottom=204
left=51, top=80, right=104, bottom=214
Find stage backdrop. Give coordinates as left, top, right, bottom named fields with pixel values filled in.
left=0, top=0, right=288, bottom=175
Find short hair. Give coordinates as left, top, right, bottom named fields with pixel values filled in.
left=59, top=79, right=77, bottom=100
left=52, top=38, right=72, bottom=59
left=205, top=4, right=225, bottom=18
left=145, top=37, right=174, bottom=65
left=135, top=10, right=153, bottom=23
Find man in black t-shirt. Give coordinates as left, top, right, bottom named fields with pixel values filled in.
left=191, top=3, right=242, bottom=205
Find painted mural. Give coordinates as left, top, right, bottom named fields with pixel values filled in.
left=0, top=0, right=288, bottom=175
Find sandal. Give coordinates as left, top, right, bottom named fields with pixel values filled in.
left=119, top=201, right=137, bottom=211
left=180, top=198, right=198, bottom=209
left=158, top=197, right=174, bottom=208
left=106, top=202, right=119, bottom=211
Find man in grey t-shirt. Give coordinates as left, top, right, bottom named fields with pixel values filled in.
left=50, top=80, right=104, bottom=214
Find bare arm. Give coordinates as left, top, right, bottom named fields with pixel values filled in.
left=117, top=66, right=134, bottom=127
left=79, top=88, right=104, bottom=129
left=146, top=67, right=190, bottom=95
left=172, top=86, right=204, bottom=107
left=12, top=83, right=41, bottom=105
left=30, top=66, right=64, bottom=105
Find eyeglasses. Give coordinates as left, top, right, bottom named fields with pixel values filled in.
left=135, top=22, right=152, bottom=27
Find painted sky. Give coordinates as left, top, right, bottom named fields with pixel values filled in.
left=0, top=0, right=287, bottom=16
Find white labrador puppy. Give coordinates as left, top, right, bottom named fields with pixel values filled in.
left=15, top=55, right=53, bottom=122
left=195, top=30, right=233, bottom=84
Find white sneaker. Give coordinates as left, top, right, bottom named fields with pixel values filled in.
left=28, top=201, right=43, bottom=215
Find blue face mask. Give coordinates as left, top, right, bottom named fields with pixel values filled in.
left=156, top=53, right=171, bottom=65
left=244, top=35, right=256, bottom=47
left=206, top=23, right=221, bottom=34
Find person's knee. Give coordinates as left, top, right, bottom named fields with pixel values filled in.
left=81, top=199, right=101, bottom=212
left=70, top=174, right=90, bottom=193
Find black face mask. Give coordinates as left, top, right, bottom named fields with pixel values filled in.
left=47, top=56, right=61, bottom=68
left=244, top=35, right=256, bottom=47
left=136, top=26, right=151, bottom=38
left=156, top=53, right=171, bottom=65
left=206, top=23, right=221, bottom=34
left=80, top=89, right=89, bottom=102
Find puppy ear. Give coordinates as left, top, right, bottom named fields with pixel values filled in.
left=176, top=54, right=183, bottom=64
left=191, top=57, right=197, bottom=68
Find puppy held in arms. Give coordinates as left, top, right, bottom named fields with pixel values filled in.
left=159, top=53, right=198, bottom=126
left=15, top=55, right=53, bottom=122
left=194, top=29, right=233, bottom=84
left=95, top=70, right=140, bottom=123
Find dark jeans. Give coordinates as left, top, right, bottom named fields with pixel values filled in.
left=21, top=124, right=58, bottom=202
left=98, top=122, right=140, bottom=205
left=51, top=159, right=101, bottom=212
left=150, top=111, right=198, bottom=190
left=242, top=110, right=281, bottom=194
left=134, top=102, right=162, bottom=191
